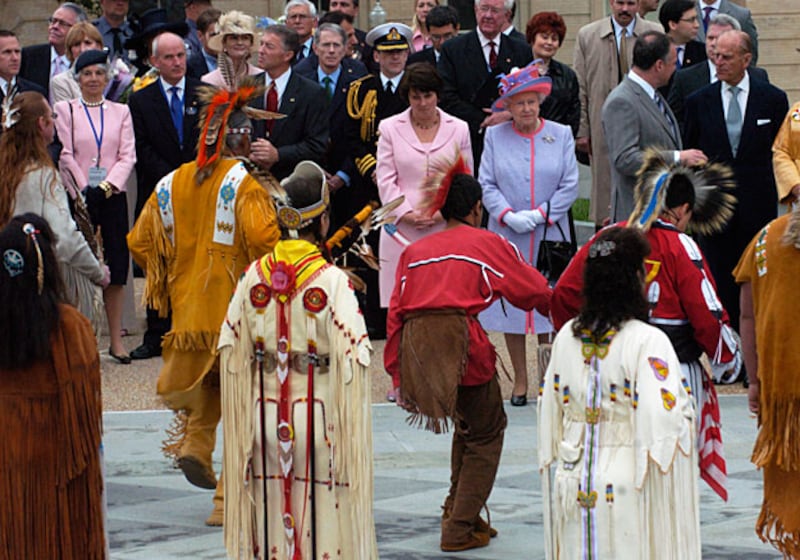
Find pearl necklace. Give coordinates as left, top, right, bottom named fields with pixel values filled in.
left=80, top=96, right=105, bottom=107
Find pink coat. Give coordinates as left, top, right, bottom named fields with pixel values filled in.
left=376, top=107, right=472, bottom=306
left=54, top=98, right=136, bottom=196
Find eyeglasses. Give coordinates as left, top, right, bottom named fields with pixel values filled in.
left=477, top=5, right=503, bottom=15
left=48, top=16, right=74, bottom=29
left=679, top=16, right=698, bottom=23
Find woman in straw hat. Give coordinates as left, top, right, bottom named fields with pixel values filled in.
left=201, top=10, right=261, bottom=89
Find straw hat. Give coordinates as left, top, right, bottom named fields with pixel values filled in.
left=208, top=11, right=257, bottom=53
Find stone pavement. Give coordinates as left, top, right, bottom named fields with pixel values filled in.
left=105, top=395, right=780, bottom=559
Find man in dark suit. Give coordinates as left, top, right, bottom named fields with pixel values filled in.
left=438, top=0, right=531, bottom=168
left=294, top=22, right=368, bottom=228
left=683, top=30, right=787, bottom=332
left=407, top=5, right=459, bottom=68
left=329, top=0, right=374, bottom=71
left=128, top=32, right=202, bottom=360
left=695, top=0, right=758, bottom=64
left=668, top=13, right=767, bottom=133
left=501, top=1, right=526, bottom=43
left=0, top=30, right=46, bottom=104
left=186, top=7, right=220, bottom=79
left=250, top=25, right=328, bottom=181
left=657, top=0, right=706, bottom=98
left=19, top=2, right=87, bottom=100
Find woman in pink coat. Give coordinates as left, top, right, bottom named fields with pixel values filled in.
left=376, top=63, right=472, bottom=309
left=55, top=50, right=136, bottom=363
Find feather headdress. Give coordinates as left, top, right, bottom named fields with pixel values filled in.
left=628, top=149, right=737, bottom=236
left=194, top=78, right=284, bottom=180
left=418, top=147, right=472, bottom=218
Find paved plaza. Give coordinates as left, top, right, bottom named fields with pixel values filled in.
left=105, top=395, right=780, bottom=559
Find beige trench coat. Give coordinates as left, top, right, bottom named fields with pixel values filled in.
left=573, top=15, right=661, bottom=224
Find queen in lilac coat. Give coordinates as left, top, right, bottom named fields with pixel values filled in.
left=478, top=62, right=578, bottom=403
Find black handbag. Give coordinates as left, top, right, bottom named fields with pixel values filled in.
left=536, top=202, right=577, bottom=286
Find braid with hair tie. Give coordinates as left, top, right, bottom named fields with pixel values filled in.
left=22, top=222, right=44, bottom=295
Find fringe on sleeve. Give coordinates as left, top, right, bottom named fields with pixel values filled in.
left=220, top=285, right=257, bottom=560
left=129, top=202, right=173, bottom=317
left=328, top=273, right=378, bottom=559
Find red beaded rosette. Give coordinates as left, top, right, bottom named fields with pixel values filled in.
left=269, top=261, right=296, bottom=301
left=302, top=287, right=327, bottom=313
left=249, top=282, right=270, bottom=308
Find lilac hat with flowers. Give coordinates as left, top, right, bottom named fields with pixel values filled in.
left=491, top=61, right=552, bottom=112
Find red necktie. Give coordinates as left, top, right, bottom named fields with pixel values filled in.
left=488, top=40, right=497, bottom=69
left=266, top=83, right=278, bottom=135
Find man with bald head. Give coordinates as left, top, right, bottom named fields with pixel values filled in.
left=683, top=29, right=787, bottom=337
left=127, top=31, right=203, bottom=362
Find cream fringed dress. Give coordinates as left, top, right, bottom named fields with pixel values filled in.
left=14, top=166, right=105, bottom=320
left=538, top=319, right=701, bottom=560
left=219, top=240, right=377, bottom=560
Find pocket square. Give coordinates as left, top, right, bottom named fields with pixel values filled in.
left=757, top=119, right=771, bottom=126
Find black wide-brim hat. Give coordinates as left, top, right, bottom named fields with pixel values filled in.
left=125, top=8, right=189, bottom=51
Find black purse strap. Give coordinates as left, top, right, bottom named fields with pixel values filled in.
left=541, top=201, right=575, bottom=248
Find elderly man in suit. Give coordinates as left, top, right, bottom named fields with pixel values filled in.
left=574, top=0, right=661, bottom=228
left=438, top=0, right=531, bottom=168
left=285, top=0, right=317, bottom=63
left=294, top=22, right=368, bottom=226
left=19, top=2, right=87, bottom=100
left=250, top=25, right=328, bottom=181
left=407, top=5, right=459, bottom=67
left=603, top=31, right=707, bottom=221
left=667, top=13, right=767, bottom=133
left=684, top=30, right=787, bottom=332
left=0, top=30, right=46, bottom=104
left=127, top=31, right=202, bottom=361
left=696, top=0, right=758, bottom=64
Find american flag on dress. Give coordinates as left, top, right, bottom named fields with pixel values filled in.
left=699, top=374, right=728, bottom=501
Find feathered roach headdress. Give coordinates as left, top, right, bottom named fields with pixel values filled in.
left=418, top=147, right=473, bottom=218
left=194, top=77, right=283, bottom=182
left=628, top=149, right=737, bottom=236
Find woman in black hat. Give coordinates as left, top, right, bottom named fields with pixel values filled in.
left=54, top=49, right=136, bottom=363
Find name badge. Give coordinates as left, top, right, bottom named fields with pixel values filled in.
left=88, top=166, right=107, bottom=188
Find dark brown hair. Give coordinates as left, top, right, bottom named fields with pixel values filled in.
left=398, top=62, right=443, bottom=102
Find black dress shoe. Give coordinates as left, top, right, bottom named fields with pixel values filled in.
left=108, top=347, right=132, bottom=364
left=510, top=394, right=527, bottom=406
left=130, top=343, right=162, bottom=360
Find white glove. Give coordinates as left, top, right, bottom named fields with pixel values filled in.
left=503, top=211, right=537, bottom=233
left=526, top=208, right=547, bottom=226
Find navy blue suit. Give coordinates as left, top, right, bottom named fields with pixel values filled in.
left=293, top=57, right=368, bottom=189
left=683, top=76, right=787, bottom=329
left=250, top=71, right=329, bottom=181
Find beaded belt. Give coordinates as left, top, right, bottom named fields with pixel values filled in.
left=264, top=352, right=330, bottom=374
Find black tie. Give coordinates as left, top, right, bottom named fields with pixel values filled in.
left=111, top=28, right=123, bottom=59
left=385, top=81, right=393, bottom=94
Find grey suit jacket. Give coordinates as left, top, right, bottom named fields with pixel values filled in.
left=602, top=77, right=682, bottom=221
left=695, top=0, right=758, bottom=64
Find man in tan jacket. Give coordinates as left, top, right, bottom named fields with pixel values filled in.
left=573, top=0, right=660, bottom=227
